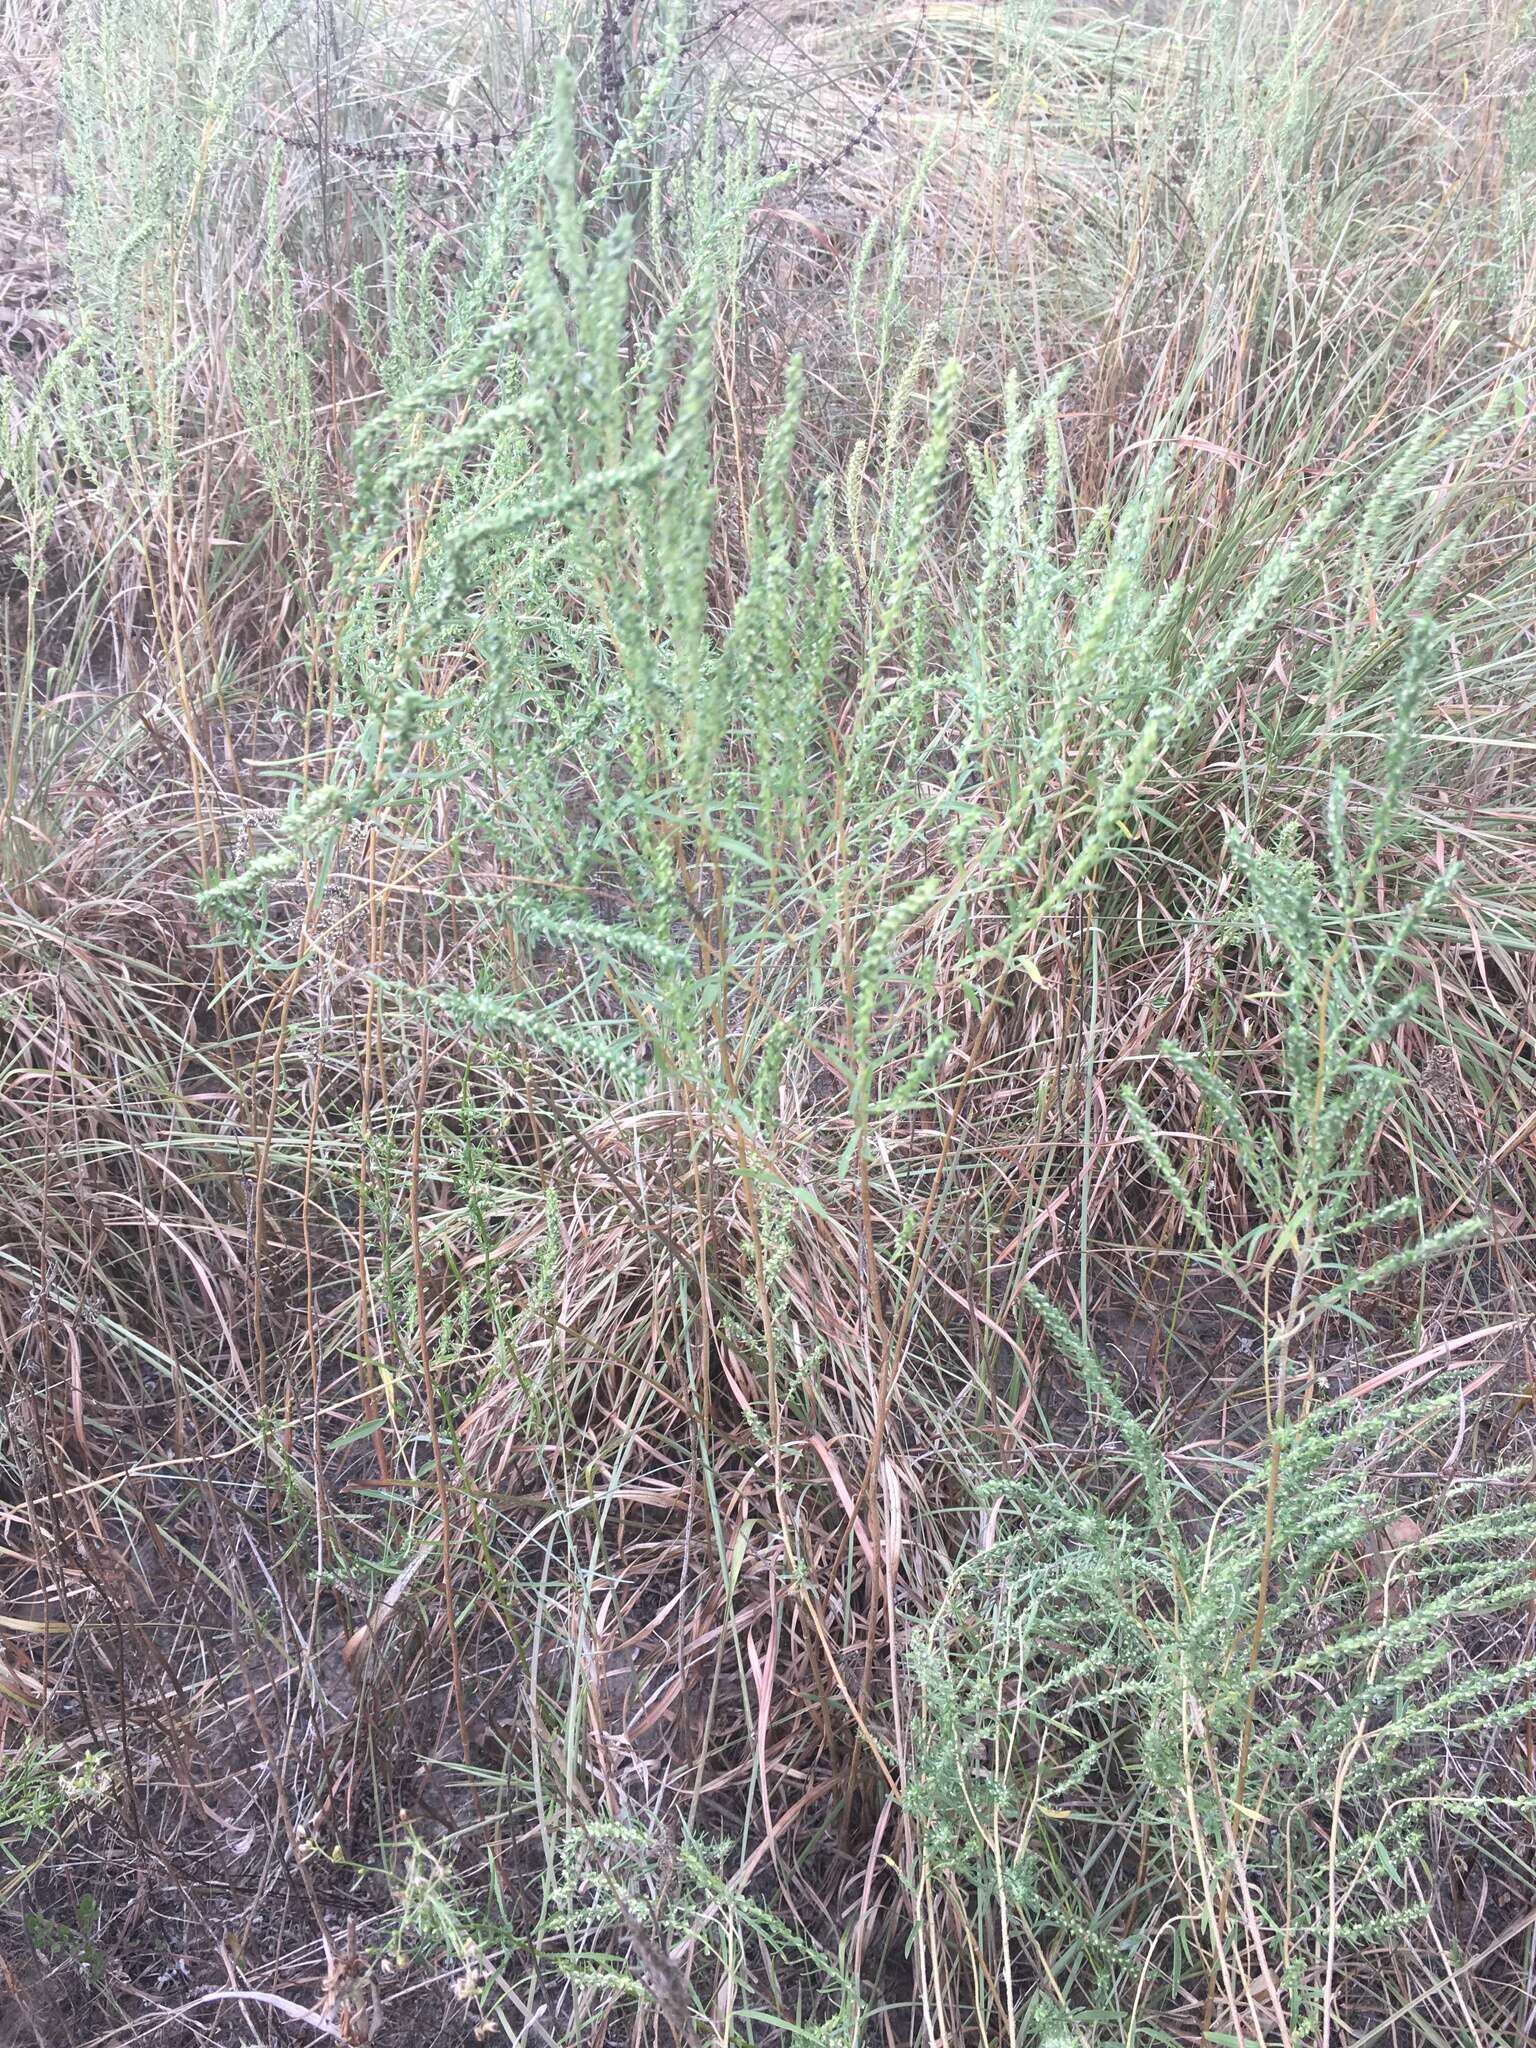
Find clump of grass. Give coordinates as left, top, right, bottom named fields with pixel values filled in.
left=2, top=1, right=1534, bottom=2042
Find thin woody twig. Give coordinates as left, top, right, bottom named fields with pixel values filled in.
left=256, top=2, right=927, bottom=197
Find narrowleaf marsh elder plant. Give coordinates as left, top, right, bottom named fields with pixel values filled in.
left=907, top=1376, right=1536, bottom=2048
left=6, top=1, right=1535, bottom=2042
left=909, top=662, right=1534, bottom=2044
